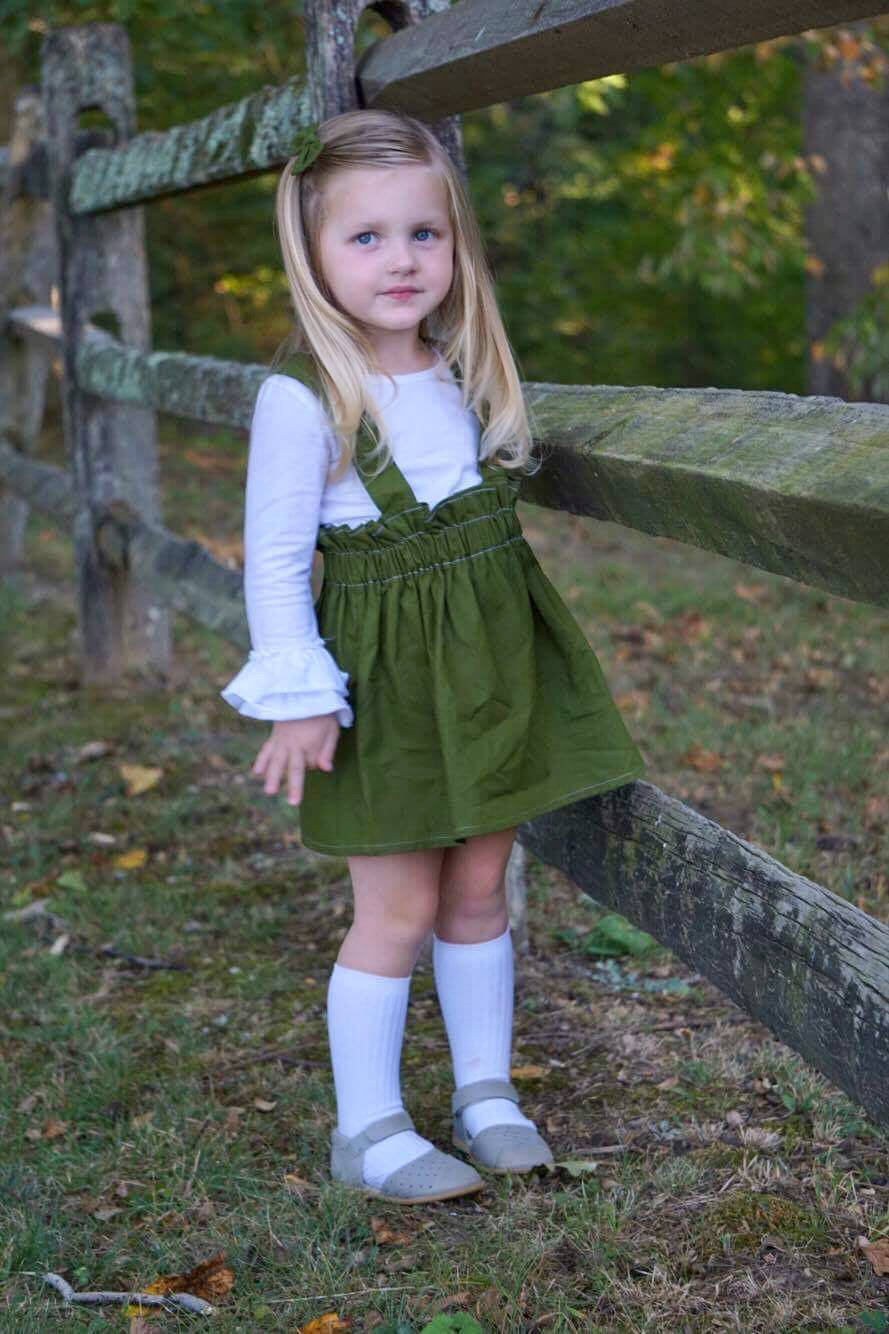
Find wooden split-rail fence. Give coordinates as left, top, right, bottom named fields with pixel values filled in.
left=1, top=1, right=888, bottom=1125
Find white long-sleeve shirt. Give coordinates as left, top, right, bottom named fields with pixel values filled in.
left=220, top=346, right=483, bottom=726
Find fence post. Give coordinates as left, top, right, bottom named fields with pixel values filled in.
left=0, top=87, right=56, bottom=586
left=41, top=23, right=170, bottom=683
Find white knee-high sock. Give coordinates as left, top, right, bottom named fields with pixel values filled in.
left=326, top=961, right=438, bottom=1188
left=432, top=925, right=536, bottom=1137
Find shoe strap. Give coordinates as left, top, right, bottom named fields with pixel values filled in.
left=452, top=1078, right=519, bottom=1116
left=347, top=1108, right=415, bottom=1154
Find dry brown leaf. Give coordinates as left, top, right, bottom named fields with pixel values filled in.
left=675, top=610, right=712, bottom=641
left=370, top=1215, right=413, bottom=1246
left=734, top=582, right=769, bottom=603
left=615, top=689, right=650, bottom=718
left=757, top=753, right=786, bottom=772
left=858, top=1235, right=889, bottom=1275
left=119, top=764, right=163, bottom=797
left=43, top=1119, right=68, bottom=1140
left=510, top=1064, right=547, bottom=1079
left=126, top=1252, right=234, bottom=1318
left=93, top=1206, right=122, bottom=1221
left=115, top=848, right=148, bottom=870
left=253, top=1098, right=277, bottom=1112
left=682, top=744, right=725, bottom=772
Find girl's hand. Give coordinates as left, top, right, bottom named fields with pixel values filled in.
left=251, top=714, right=340, bottom=806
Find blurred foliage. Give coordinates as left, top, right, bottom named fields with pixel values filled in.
left=6, top=6, right=889, bottom=391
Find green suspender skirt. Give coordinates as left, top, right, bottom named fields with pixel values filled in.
left=299, top=423, right=646, bottom=856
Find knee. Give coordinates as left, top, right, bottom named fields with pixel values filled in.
left=438, top=873, right=506, bottom=922
left=355, top=882, right=440, bottom=945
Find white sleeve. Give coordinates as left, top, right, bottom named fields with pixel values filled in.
left=219, top=374, right=354, bottom=726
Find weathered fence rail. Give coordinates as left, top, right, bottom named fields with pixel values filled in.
left=522, top=782, right=889, bottom=1128
left=9, top=306, right=889, bottom=607
left=2, top=0, right=888, bottom=1124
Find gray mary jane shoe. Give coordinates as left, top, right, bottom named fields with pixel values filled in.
left=330, top=1108, right=485, bottom=1204
left=451, top=1077, right=555, bottom=1173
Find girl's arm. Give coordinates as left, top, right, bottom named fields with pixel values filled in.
left=219, top=374, right=353, bottom=727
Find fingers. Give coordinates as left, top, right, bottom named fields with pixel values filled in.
left=319, top=729, right=338, bottom=772
left=252, top=722, right=339, bottom=801
left=261, top=747, right=288, bottom=797
left=284, top=743, right=306, bottom=806
left=251, top=737, right=272, bottom=777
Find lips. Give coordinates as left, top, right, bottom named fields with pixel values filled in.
left=383, top=288, right=419, bottom=294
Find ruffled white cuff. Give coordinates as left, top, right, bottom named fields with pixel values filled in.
left=220, top=642, right=354, bottom=727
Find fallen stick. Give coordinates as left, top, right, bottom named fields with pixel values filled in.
left=100, top=945, right=188, bottom=971
left=42, top=1272, right=213, bottom=1315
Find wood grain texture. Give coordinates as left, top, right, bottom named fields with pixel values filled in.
left=50, top=0, right=888, bottom=214
left=518, top=780, right=889, bottom=1127
left=10, top=307, right=888, bottom=609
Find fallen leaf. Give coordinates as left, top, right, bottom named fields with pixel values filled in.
left=77, top=740, right=114, bottom=762
left=370, top=1215, right=413, bottom=1245
left=119, top=764, right=163, bottom=797
left=682, top=744, right=725, bottom=772
left=93, top=1206, right=122, bottom=1221
left=253, top=1098, right=277, bottom=1112
left=615, top=689, right=650, bottom=718
left=858, top=1235, right=889, bottom=1275
left=125, top=1251, right=234, bottom=1318
left=510, top=1064, right=547, bottom=1079
left=48, top=934, right=70, bottom=956
left=757, top=753, right=786, bottom=772
left=298, top=1315, right=351, bottom=1333
left=734, top=582, right=769, bottom=603
left=115, top=849, right=148, bottom=870
left=43, top=1119, right=68, bottom=1140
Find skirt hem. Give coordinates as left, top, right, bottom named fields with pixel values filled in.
left=298, top=763, right=646, bottom=856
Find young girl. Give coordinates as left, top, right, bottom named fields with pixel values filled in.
left=221, top=109, right=646, bottom=1204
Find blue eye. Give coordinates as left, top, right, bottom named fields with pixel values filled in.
left=352, top=229, right=439, bottom=245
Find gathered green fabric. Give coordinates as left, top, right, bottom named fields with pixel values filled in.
left=298, top=409, right=646, bottom=856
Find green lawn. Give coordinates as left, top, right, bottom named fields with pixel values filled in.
left=2, top=411, right=888, bottom=1331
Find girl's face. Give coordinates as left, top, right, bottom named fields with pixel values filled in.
left=317, top=163, right=454, bottom=359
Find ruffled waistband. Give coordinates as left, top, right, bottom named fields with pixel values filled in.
left=317, top=471, right=523, bottom=587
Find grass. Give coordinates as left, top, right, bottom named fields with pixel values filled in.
left=1, top=407, right=889, bottom=1330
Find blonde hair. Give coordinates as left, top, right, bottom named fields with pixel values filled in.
left=269, top=108, right=542, bottom=485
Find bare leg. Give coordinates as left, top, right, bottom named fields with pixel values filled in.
left=339, top=846, right=445, bottom=975
left=434, top=825, right=518, bottom=943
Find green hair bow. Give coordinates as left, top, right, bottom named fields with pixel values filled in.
left=290, top=123, right=324, bottom=175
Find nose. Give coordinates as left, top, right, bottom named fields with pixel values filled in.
left=388, top=240, right=416, bottom=272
